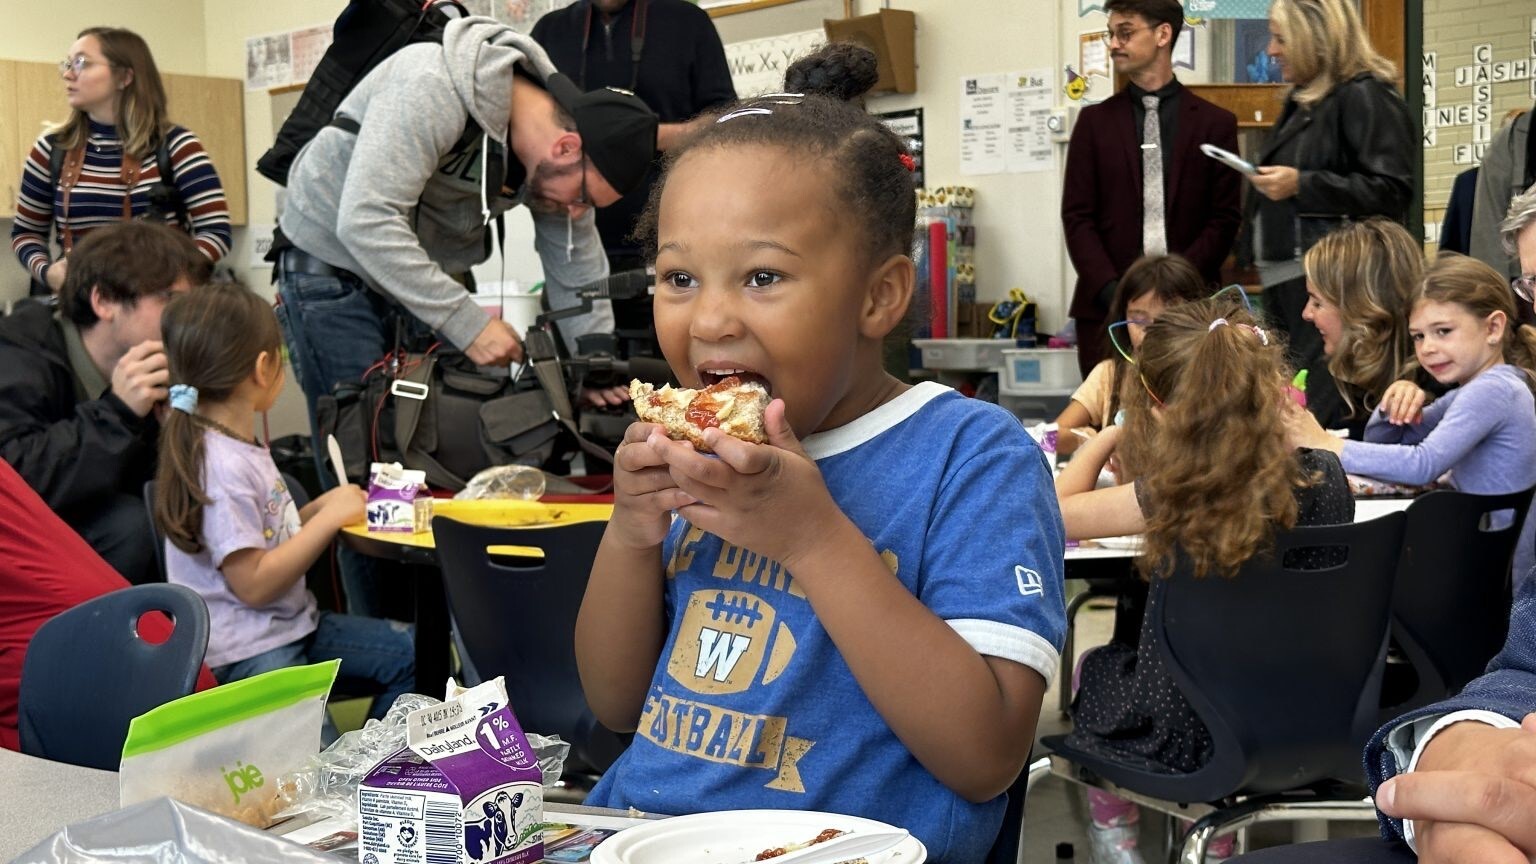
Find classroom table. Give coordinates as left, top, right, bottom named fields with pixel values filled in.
left=339, top=499, right=615, bottom=694
left=0, top=747, right=653, bottom=862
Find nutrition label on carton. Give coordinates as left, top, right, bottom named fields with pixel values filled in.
left=360, top=789, right=426, bottom=821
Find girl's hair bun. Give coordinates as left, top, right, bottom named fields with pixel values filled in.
left=784, top=41, right=880, bottom=102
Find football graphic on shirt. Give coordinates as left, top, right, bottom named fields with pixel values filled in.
left=666, top=589, right=797, bottom=696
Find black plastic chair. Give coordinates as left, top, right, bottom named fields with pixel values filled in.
left=1042, top=513, right=1406, bottom=862
left=432, top=516, right=629, bottom=775
left=18, top=583, right=209, bottom=770
left=1384, top=487, right=1535, bottom=718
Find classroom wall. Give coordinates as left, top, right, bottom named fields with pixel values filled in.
left=843, top=0, right=1073, bottom=334
left=1420, top=3, right=1536, bottom=252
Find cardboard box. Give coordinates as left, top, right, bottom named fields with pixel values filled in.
left=359, top=679, right=544, bottom=864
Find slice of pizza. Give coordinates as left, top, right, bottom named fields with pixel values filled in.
left=755, top=829, right=847, bottom=860
left=630, top=375, right=770, bottom=452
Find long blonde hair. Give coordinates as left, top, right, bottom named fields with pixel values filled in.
left=1119, top=297, right=1305, bottom=579
left=1269, top=0, right=1397, bottom=107
left=1303, top=219, right=1423, bottom=412
left=1414, top=254, right=1536, bottom=397
left=50, top=27, right=169, bottom=160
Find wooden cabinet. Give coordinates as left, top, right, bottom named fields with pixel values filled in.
left=0, top=62, right=15, bottom=217
left=164, top=73, right=247, bottom=225
left=0, top=62, right=246, bottom=225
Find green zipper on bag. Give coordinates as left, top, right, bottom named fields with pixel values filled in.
left=121, top=660, right=340, bottom=759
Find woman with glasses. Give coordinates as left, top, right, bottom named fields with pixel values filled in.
left=1243, top=0, right=1413, bottom=430
left=1056, top=295, right=1352, bottom=864
left=10, top=27, right=231, bottom=296
left=1054, top=255, right=1209, bottom=457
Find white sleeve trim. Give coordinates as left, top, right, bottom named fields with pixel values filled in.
left=1391, top=709, right=1519, bottom=851
left=946, top=618, right=1062, bottom=688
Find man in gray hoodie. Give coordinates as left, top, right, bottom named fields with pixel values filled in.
left=275, top=17, right=656, bottom=616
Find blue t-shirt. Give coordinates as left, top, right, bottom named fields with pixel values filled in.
left=587, top=382, right=1067, bottom=864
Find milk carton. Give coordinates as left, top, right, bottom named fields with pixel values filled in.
left=367, top=462, right=427, bottom=533
left=358, top=679, right=544, bottom=864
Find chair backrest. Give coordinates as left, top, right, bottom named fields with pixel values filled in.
left=18, top=583, right=210, bottom=770
left=1388, top=487, right=1535, bottom=712
left=1150, top=513, right=1404, bottom=801
left=431, top=516, right=628, bottom=773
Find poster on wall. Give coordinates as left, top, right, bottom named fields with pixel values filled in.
left=876, top=108, right=926, bottom=187
left=1006, top=70, right=1054, bottom=173
left=960, top=73, right=1007, bottom=175
left=1182, top=0, right=1269, bottom=19
left=245, top=33, right=293, bottom=91
left=289, top=25, right=333, bottom=85
left=1079, top=32, right=1110, bottom=79
left=495, top=0, right=580, bottom=31
left=725, top=30, right=828, bottom=97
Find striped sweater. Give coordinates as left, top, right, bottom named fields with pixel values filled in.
left=10, top=120, right=232, bottom=281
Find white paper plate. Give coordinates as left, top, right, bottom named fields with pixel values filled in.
left=591, top=809, right=927, bottom=864
left=1091, top=535, right=1143, bottom=551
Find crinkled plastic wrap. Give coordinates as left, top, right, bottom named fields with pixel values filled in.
left=14, top=797, right=338, bottom=864
left=273, top=693, right=569, bottom=823
left=455, top=464, right=546, bottom=500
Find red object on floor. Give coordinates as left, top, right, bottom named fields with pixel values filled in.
left=0, top=461, right=217, bottom=752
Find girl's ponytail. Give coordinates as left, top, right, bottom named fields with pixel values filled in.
left=153, top=406, right=210, bottom=554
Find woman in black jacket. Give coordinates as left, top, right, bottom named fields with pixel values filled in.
left=1247, top=0, right=1414, bottom=430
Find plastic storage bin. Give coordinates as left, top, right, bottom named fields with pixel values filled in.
left=912, top=338, right=1016, bottom=370
left=1001, top=348, right=1081, bottom=390
left=999, top=386, right=1074, bottom=423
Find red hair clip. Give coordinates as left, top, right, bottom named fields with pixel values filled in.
left=898, top=153, right=916, bottom=172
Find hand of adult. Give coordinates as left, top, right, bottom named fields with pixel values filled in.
left=1376, top=713, right=1536, bottom=864
left=45, top=256, right=69, bottom=293
left=466, top=318, right=525, bottom=366
left=1250, top=166, right=1300, bottom=201
left=110, top=339, right=170, bottom=418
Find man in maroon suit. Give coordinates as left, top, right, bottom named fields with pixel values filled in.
left=1062, top=0, right=1242, bottom=376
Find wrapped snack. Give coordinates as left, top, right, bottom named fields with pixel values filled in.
left=367, top=462, right=427, bottom=533
left=455, top=465, right=546, bottom=501
left=119, top=661, right=338, bottom=828
left=274, top=691, right=569, bottom=826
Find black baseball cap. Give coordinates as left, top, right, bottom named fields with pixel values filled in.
left=544, top=72, right=658, bottom=196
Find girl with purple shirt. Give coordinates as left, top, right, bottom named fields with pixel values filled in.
left=1287, top=253, right=1536, bottom=580
left=150, top=282, right=414, bottom=731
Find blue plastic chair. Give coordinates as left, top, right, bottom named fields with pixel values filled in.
left=432, top=516, right=630, bottom=775
left=18, top=583, right=209, bottom=770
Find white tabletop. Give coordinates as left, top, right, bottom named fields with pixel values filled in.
left=0, top=748, right=120, bottom=861
left=0, top=746, right=653, bottom=862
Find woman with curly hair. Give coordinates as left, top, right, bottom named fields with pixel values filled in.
left=1055, top=295, right=1353, bottom=864
left=1299, top=219, right=1424, bottom=437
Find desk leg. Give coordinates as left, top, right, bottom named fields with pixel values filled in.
left=411, top=564, right=452, bottom=690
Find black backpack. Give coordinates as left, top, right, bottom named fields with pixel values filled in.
left=257, top=0, right=470, bottom=186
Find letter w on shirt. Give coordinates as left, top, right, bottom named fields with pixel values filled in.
left=695, top=627, right=753, bottom=682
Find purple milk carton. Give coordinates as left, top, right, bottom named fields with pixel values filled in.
left=358, top=678, right=544, bottom=864
left=367, top=462, right=427, bottom=533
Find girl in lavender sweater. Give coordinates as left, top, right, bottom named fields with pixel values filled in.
left=1287, top=253, right=1536, bottom=580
